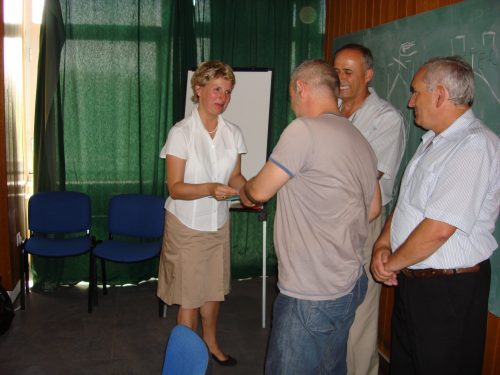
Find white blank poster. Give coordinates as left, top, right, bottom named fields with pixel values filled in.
left=184, top=70, right=273, bottom=179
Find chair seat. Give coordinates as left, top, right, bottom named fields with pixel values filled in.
left=163, top=324, right=210, bottom=375
left=24, top=236, right=92, bottom=257
left=93, top=240, right=161, bottom=263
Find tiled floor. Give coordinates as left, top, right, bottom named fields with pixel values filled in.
left=0, top=277, right=278, bottom=375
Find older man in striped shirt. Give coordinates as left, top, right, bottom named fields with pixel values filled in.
left=371, top=56, right=499, bottom=375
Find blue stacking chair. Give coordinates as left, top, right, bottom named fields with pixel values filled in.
left=21, top=191, right=93, bottom=312
left=162, top=324, right=211, bottom=375
left=90, top=194, right=165, bottom=312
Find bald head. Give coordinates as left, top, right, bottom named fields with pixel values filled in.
left=289, top=59, right=341, bottom=117
left=291, top=59, right=340, bottom=99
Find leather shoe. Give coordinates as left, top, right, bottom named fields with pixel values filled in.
left=211, top=353, right=237, bottom=366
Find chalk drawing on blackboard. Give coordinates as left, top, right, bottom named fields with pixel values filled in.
left=451, top=35, right=466, bottom=55
left=399, top=41, right=417, bottom=57
left=482, top=31, right=495, bottom=47
left=474, top=72, right=500, bottom=104
left=391, top=57, right=409, bottom=69
left=386, top=41, right=418, bottom=102
left=450, top=31, right=500, bottom=104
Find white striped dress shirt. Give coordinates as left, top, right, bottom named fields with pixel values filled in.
left=391, top=110, right=499, bottom=269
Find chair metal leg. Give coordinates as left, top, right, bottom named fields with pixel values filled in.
left=101, top=259, right=107, bottom=295
left=88, top=252, right=93, bottom=313
left=24, top=252, right=30, bottom=295
left=20, top=248, right=25, bottom=310
left=92, top=253, right=98, bottom=307
left=158, top=298, right=167, bottom=318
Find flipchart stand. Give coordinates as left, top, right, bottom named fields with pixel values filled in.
left=230, top=204, right=268, bottom=328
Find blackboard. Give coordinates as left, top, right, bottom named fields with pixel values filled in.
left=333, top=0, right=499, bottom=151
left=333, top=0, right=500, bottom=314
left=184, top=69, right=273, bottom=179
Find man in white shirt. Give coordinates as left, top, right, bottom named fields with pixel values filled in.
left=371, top=56, right=499, bottom=375
left=334, top=43, right=406, bottom=375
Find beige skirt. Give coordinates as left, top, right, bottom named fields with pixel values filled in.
left=157, top=211, right=231, bottom=309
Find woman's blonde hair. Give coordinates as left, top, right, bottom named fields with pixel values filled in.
left=191, top=60, right=236, bottom=103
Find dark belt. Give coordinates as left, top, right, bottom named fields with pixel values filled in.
left=401, top=264, right=481, bottom=278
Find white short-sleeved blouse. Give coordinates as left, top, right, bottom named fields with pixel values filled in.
left=160, top=107, right=247, bottom=231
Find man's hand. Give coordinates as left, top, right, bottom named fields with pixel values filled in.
left=371, top=247, right=398, bottom=286
left=239, top=184, right=256, bottom=208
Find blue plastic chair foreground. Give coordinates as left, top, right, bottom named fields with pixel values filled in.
left=162, top=324, right=211, bottom=375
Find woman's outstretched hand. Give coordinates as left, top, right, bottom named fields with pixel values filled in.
left=210, top=183, right=238, bottom=201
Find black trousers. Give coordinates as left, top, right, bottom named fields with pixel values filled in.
left=390, top=259, right=491, bottom=375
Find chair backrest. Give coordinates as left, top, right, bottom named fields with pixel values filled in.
left=162, top=324, right=210, bottom=375
left=108, top=194, right=165, bottom=238
left=28, top=191, right=91, bottom=234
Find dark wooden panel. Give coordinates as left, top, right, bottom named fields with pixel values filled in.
left=326, top=0, right=463, bottom=40
left=325, top=0, right=464, bottom=62
left=0, top=0, right=25, bottom=290
left=373, top=0, right=382, bottom=26
left=377, top=285, right=394, bottom=360
left=365, top=0, right=375, bottom=28
left=324, top=0, right=336, bottom=63
left=405, top=0, right=417, bottom=16
left=346, top=0, right=354, bottom=38
left=355, top=0, right=368, bottom=33
left=0, top=0, right=11, bottom=289
left=484, top=312, right=500, bottom=375
left=396, top=0, right=407, bottom=19
left=383, top=0, right=399, bottom=24
left=336, top=0, right=344, bottom=38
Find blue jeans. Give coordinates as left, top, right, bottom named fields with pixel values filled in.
left=265, top=272, right=368, bottom=375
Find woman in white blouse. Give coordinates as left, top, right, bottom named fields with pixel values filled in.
left=157, top=60, right=248, bottom=366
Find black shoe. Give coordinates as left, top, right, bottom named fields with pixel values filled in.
left=211, top=353, right=237, bottom=366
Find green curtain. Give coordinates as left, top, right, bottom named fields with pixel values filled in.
left=31, top=0, right=67, bottom=290
left=32, top=0, right=326, bottom=289
left=32, top=0, right=175, bottom=290
left=33, top=0, right=66, bottom=193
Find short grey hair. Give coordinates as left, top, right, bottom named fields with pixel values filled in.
left=291, top=59, right=340, bottom=98
left=422, top=56, right=474, bottom=106
left=334, top=43, right=374, bottom=69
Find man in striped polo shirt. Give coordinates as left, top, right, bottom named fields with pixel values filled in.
left=371, top=56, right=499, bottom=375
